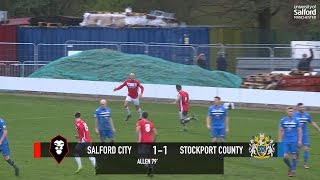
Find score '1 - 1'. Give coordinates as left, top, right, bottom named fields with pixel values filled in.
left=153, top=145, right=167, bottom=155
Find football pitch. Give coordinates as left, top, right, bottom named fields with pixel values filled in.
left=0, top=94, right=319, bottom=180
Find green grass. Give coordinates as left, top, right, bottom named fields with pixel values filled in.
left=0, top=94, right=319, bottom=180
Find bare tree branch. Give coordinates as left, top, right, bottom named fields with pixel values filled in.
left=271, top=6, right=280, bottom=16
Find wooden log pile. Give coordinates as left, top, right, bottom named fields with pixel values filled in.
left=240, top=73, right=284, bottom=90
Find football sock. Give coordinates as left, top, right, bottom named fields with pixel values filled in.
left=304, top=151, right=309, bottom=164
left=184, top=117, right=191, bottom=123
left=75, top=157, right=82, bottom=168
left=89, top=157, right=96, bottom=167
left=283, top=158, right=291, bottom=170
left=181, top=120, right=186, bottom=126
left=147, top=167, right=154, bottom=176
left=292, top=158, right=297, bottom=171
left=183, top=125, right=188, bottom=131
left=125, top=107, right=131, bottom=115
left=6, top=159, right=18, bottom=169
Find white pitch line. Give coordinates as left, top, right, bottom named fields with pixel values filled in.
left=13, top=116, right=59, bottom=120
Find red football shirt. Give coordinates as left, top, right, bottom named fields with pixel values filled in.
left=75, top=119, right=92, bottom=142
left=178, top=90, right=189, bottom=112
left=115, top=79, right=144, bottom=99
left=136, top=119, right=155, bottom=143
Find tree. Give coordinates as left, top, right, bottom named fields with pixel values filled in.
left=3, top=0, right=319, bottom=32
left=190, top=0, right=283, bottom=29
left=6, top=0, right=136, bottom=17
left=9, top=0, right=54, bottom=17
left=79, top=0, right=136, bottom=13
left=0, top=0, right=11, bottom=11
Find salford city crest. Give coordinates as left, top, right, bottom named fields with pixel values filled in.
left=49, top=134, right=69, bottom=164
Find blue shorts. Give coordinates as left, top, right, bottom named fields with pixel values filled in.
left=211, top=127, right=225, bottom=138
left=99, top=130, right=114, bottom=140
left=0, top=143, right=10, bottom=156
left=283, top=142, right=298, bottom=155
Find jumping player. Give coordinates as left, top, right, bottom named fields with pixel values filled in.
left=74, top=112, right=96, bottom=174
left=174, top=84, right=197, bottom=131
left=114, top=73, right=144, bottom=121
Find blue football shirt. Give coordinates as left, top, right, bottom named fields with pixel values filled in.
left=293, top=111, right=312, bottom=137
left=94, top=107, right=112, bottom=131
left=279, top=116, right=300, bottom=143
left=208, top=105, right=228, bottom=128
left=0, top=118, right=8, bottom=144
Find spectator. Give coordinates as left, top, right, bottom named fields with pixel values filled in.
left=196, top=53, right=208, bottom=69
left=297, top=48, right=313, bottom=71
left=217, top=52, right=227, bottom=71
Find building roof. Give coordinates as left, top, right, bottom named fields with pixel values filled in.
left=1, top=18, right=30, bottom=26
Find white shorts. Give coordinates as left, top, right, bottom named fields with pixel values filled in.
left=125, top=96, right=140, bottom=106
left=179, top=111, right=188, bottom=120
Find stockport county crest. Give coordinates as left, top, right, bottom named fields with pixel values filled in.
left=49, top=134, right=69, bottom=164
left=249, top=133, right=275, bottom=159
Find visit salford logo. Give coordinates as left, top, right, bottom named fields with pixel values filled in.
left=49, top=134, right=69, bottom=164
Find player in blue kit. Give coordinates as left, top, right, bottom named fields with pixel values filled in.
left=294, top=103, right=320, bottom=169
left=206, top=96, right=229, bottom=142
left=0, top=117, right=19, bottom=176
left=278, top=107, right=302, bottom=177
left=94, top=99, right=116, bottom=142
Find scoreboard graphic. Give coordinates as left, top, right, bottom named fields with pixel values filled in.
left=33, top=134, right=284, bottom=174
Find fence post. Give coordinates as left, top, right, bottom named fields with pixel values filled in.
left=270, top=47, right=274, bottom=71
left=145, top=44, right=149, bottom=55
left=20, top=63, right=25, bottom=77
left=34, top=43, right=38, bottom=64
left=5, top=63, right=9, bottom=76
left=194, top=46, right=198, bottom=65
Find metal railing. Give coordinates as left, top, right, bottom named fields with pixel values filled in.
left=37, top=43, right=121, bottom=62
left=21, top=61, right=51, bottom=77
left=65, top=40, right=147, bottom=54
left=0, top=42, right=36, bottom=62
left=0, top=41, right=319, bottom=78
left=65, top=40, right=145, bottom=45
left=0, top=61, right=20, bottom=77
left=146, top=44, right=197, bottom=65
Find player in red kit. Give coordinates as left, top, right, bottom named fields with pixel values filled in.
left=174, top=85, right=197, bottom=131
left=136, top=112, right=158, bottom=177
left=114, top=73, right=144, bottom=121
left=136, top=112, right=158, bottom=143
left=74, top=112, right=96, bottom=174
